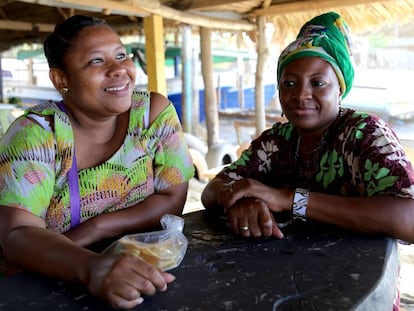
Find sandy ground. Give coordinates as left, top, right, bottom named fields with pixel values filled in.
left=184, top=178, right=414, bottom=310
left=400, top=244, right=414, bottom=311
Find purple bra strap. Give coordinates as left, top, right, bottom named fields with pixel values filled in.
left=56, top=101, right=81, bottom=229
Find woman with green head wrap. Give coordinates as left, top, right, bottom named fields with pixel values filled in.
left=202, top=11, right=413, bottom=310
left=202, top=11, right=414, bottom=243
left=277, top=11, right=354, bottom=98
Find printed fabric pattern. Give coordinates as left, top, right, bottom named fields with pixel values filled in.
left=0, top=90, right=194, bottom=233
left=217, top=109, right=414, bottom=199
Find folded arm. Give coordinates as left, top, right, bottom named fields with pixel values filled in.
left=306, top=192, right=414, bottom=243
left=202, top=176, right=414, bottom=243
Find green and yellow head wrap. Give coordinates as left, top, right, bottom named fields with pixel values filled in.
left=277, top=11, right=354, bottom=98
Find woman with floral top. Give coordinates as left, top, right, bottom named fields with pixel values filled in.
left=0, top=15, right=194, bottom=309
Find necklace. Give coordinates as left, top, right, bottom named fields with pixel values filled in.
left=294, top=134, right=326, bottom=181
left=294, top=132, right=328, bottom=163
left=294, top=107, right=346, bottom=161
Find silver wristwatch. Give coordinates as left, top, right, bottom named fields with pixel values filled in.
left=292, top=188, right=309, bottom=219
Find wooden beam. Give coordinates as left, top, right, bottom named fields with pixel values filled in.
left=131, top=0, right=255, bottom=31
left=251, top=0, right=395, bottom=16
left=17, top=0, right=256, bottom=31
left=56, top=7, right=71, bottom=20
left=0, top=7, right=7, bottom=19
left=262, top=0, right=272, bottom=8
left=184, top=0, right=244, bottom=11
left=17, top=0, right=148, bottom=17
left=0, top=20, right=54, bottom=32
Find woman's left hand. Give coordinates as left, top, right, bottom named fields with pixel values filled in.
left=218, top=178, right=293, bottom=214
left=225, top=197, right=283, bottom=239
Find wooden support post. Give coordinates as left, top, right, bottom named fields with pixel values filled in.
left=200, top=27, right=219, bottom=147
left=181, top=25, right=192, bottom=133
left=143, top=14, right=166, bottom=95
left=0, top=55, right=3, bottom=103
left=254, top=15, right=268, bottom=136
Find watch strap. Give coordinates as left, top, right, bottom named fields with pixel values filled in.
left=292, top=188, right=309, bottom=219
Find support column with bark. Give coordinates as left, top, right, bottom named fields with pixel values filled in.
left=254, top=15, right=268, bottom=137
left=200, top=26, right=219, bottom=147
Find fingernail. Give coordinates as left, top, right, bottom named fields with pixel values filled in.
left=264, top=221, right=273, bottom=228
left=166, top=274, right=176, bottom=282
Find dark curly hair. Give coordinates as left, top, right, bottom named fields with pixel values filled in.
left=44, top=15, right=108, bottom=69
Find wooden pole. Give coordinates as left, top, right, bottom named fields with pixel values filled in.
left=27, top=58, right=35, bottom=85
left=192, top=47, right=200, bottom=133
left=200, top=27, right=219, bottom=147
left=237, top=32, right=245, bottom=109
left=0, top=55, right=3, bottom=103
left=143, top=14, right=166, bottom=95
left=181, top=25, right=192, bottom=133
left=254, top=16, right=268, bottom=136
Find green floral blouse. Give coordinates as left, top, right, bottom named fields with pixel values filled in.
left=0, top=90, right=194, bottom=233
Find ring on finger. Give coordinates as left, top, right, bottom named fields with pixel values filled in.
left=240, top=226, right=249, bottom=231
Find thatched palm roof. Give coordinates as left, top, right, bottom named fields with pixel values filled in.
left=266, top=1, right=414, bottom=46
left=0, top=0, right=413, bottom=53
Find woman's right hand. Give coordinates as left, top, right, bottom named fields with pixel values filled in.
left=0, top=206, right=175, bottom=310
left=86, top=254, right=175, bottom=309
left=225, top=197, right=284, bottom=239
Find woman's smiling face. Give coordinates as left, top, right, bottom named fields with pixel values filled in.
left=278, top=56, right=342, bottom=136
left=58, top=24, right=136, bottom=118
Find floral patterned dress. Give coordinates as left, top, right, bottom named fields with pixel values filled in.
left=217, top=108, right=414, bottom=311
left=0, top=90, right=194, bottom=276
left=218, top=108, right=414, bottom=199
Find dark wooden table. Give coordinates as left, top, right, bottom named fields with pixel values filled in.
left=0, top=209, right=399, bottom=311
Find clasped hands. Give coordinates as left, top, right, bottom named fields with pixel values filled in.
left=218, top=178, right=293, bottom=239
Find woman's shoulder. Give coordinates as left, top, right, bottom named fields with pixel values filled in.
left=25, top=101, right=60, bottom=115
left=335, top=109, right=402, bottom=149
left=149, top=91, right=170, bottom=124
left=2, top=101, right=61, bottom=136
left=341, top=108, right=383, bottom=124
left=335, top=108, right=388, bottom=132
left=130, top=89, right=171, bottom=123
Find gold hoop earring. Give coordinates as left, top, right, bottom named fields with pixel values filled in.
left=61, top=87, right=69, bottom=94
